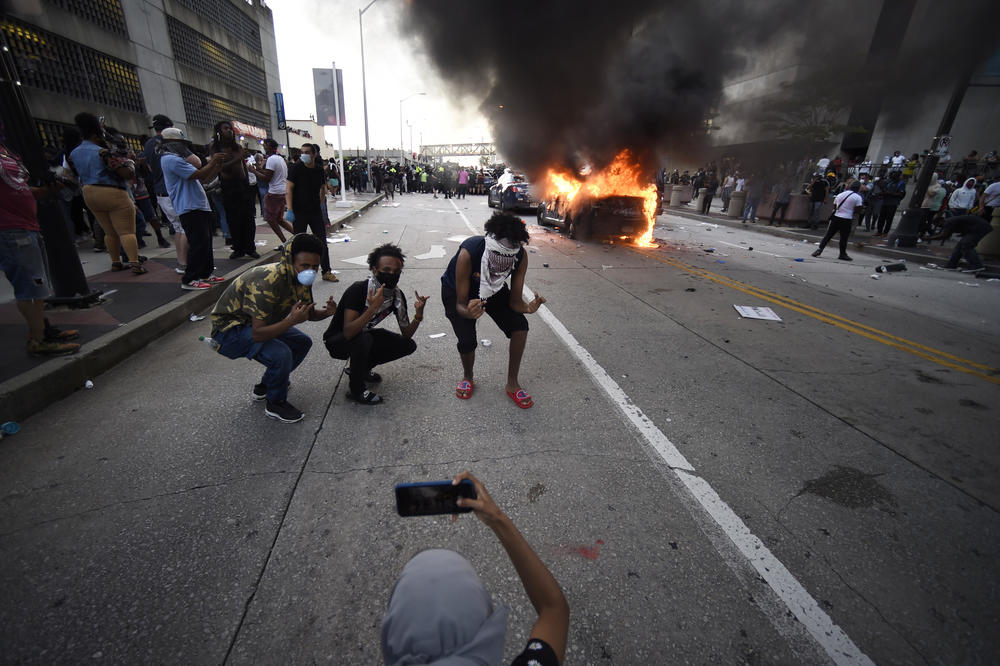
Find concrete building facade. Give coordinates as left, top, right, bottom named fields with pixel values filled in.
left=709, top=0, right=1000, bottom=169
left=2, top=0, right=281, bottom=148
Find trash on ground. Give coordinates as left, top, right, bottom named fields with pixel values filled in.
left=875, top=262, right=907, bottom=273
left=926, top=263, right=938, bottom=268
left=734, top=305, right=782, bottom=321
left=870, top=274, right=880, bottom=279
left=1, top=421, right=20, bottom=439
left=717, top=259, right=726, bottom=263
left=341, top=224, right=355, bottom=230
left=543, top=263, right=550, bottom=267
left=748, top=247, right=754, bottom=251
left=957, top=282, right=980, bottom=287
left=602, top=265, right=613, bottom=270
left=704, top=248, right=715, bottom=253
left=685, top=288, right=696, bottom=292
left=84, top=380, right=94, bottom=389
left=255, top=240, right=268, bottom=246
left=794, top=258, right=805, bottom=262
left=428, top=333, right=446, bottom=338
left=189, top=313, right=205, bottom=321
left=327, top=236, right=351, bottom=243
left=383, top=230, right=389, bottom=233
left=481, top=339, right=492, bottom=347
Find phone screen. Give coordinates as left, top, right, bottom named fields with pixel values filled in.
left=395, top=480, right=476, bottom=517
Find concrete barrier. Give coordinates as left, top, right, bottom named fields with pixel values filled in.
left=978, top=206, right=1000, bottom=259
left=727, top=190, right=747, bottom=218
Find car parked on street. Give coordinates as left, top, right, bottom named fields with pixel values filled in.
left=536, top=194, right=658, bottom=241
left=487, top=178, right=534, bottom=211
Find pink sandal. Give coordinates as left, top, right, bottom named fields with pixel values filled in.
left=456, top=380, right=474, bottom=399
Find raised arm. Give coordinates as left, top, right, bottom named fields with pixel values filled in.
left=454, top=472, right=569, bottom=665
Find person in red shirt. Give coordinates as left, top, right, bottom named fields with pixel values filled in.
left=1, top=137, right=80, bottom=356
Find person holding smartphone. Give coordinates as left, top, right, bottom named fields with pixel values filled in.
left=441, top=212, right=545, bottom=408
left=382, top=472, right=569, bottom=666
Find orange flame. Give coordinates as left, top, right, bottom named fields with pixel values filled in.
left=543, top=150, right=659, bottom=247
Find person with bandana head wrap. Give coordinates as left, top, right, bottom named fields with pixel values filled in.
left=441, top=213, right=546, bottom=408
left=381, top=472, right=569, bottom=666
left=209, top=234, right=337, bottom=423
left=323, top=243, right=428, bottom=404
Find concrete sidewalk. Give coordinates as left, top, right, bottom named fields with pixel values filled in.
left=0, top=192, right=384, bottom=424
left=662, top=200, right=1000, bottom=272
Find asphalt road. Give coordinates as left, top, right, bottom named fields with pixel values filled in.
left=2, top=193, right=998, bottom=664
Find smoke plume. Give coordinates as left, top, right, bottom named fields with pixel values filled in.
left=400, top=1, right=1000, bottom=178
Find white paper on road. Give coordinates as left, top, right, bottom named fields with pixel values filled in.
left=414, top=245, right=446, bottom=260
left=734, top=305, right=782, bottom=321
left=428, top=333, right=446, bottom=338
left=445, top=235, right=469, bottom=243
left=340, top=255, right=369, bottom=266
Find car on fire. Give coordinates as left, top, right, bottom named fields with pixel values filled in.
left=487, top=178, right=534, bottom=211
left=536, top=194, right=660, bottom=241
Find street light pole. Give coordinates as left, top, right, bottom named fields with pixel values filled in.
left=359, top=0, right=377, bottom=193
left=399, top=92, right=425, bottom=165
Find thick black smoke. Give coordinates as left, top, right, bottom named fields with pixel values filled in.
left=401, top=2, right=1000, bottom=179
left=400, top=1, right=806, bottom=178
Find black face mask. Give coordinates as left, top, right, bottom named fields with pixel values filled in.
left=376, top=271, right=400, bottom=289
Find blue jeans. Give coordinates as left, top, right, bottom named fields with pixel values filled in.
left=214, top=324, right=312, bottom=402
left=742, top=199, right=758, bottom=221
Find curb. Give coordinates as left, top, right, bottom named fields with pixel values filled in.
left=661, top=206, right=1000, bottom=270
left=0, top=193, right=385, bottom=424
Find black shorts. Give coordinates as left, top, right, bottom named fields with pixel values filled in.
left=441, top=283, right=528, bottom=353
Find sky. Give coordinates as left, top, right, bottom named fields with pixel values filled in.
left=269, top=0, right=491, bottom=154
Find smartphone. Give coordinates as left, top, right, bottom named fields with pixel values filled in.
left=395, top=480, right=476, bottom=517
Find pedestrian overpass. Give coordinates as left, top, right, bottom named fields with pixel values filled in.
left=418, top=142, right=497, bottom=160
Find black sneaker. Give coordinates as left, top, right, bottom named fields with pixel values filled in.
left=264, top=399, right=304, bottom=423
left=251, top=382, right=267, bottom=401
left=838, top=255, right=853, bottom=261
left=248, top=251, right=261, bottom=259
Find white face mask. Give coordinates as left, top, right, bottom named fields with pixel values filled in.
left=301, top=154, right=313, bottom=165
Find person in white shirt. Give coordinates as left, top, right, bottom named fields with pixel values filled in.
left=249, top=138, right=294, bottom=242
left=811, top=181, right=863, bottom=261
left=948, top=178, right=978, bottom=215
left=979, top=179, right=1000, bottom=219
left=890, top=151, right=906, bottom=171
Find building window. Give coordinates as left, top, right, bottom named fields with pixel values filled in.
left=43, top=0, right=128, bottom=37
left=36, top=118, right=142, bottom=152
left=179, top=83, right=270, bottom=131
left=166, top=17, right=267, bottom=97
left=170, top=0, right=262, bottom=53
left=2, top=18, right=146, bottom=114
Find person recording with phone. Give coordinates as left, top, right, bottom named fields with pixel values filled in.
left=441, top=212, right=545, bottom=408
left=209, top=234, right=336, bottom=424
left=323, top=243, right=428, bottom=405
left=382, top=472, right=569, bottom=666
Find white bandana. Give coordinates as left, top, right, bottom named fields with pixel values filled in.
left=365, top=276, right=409, bottom=329
left=479, top=234, right=521, bottom=300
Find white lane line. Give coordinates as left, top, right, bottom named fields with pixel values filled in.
left=449, top=198, right=479, bottom=235
left=521, top=284, right=873, bottom=666
left=340, top=255, right=369, bottom=266
left=712, top=239, right=782, bottom=257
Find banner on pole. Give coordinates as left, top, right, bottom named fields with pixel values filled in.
left=274, top=92, right=286, bottom=126
left=313, top=68, right=345, bottom=126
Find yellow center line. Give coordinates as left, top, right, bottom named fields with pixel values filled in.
left=632, top=247, right=1000, bottom=385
